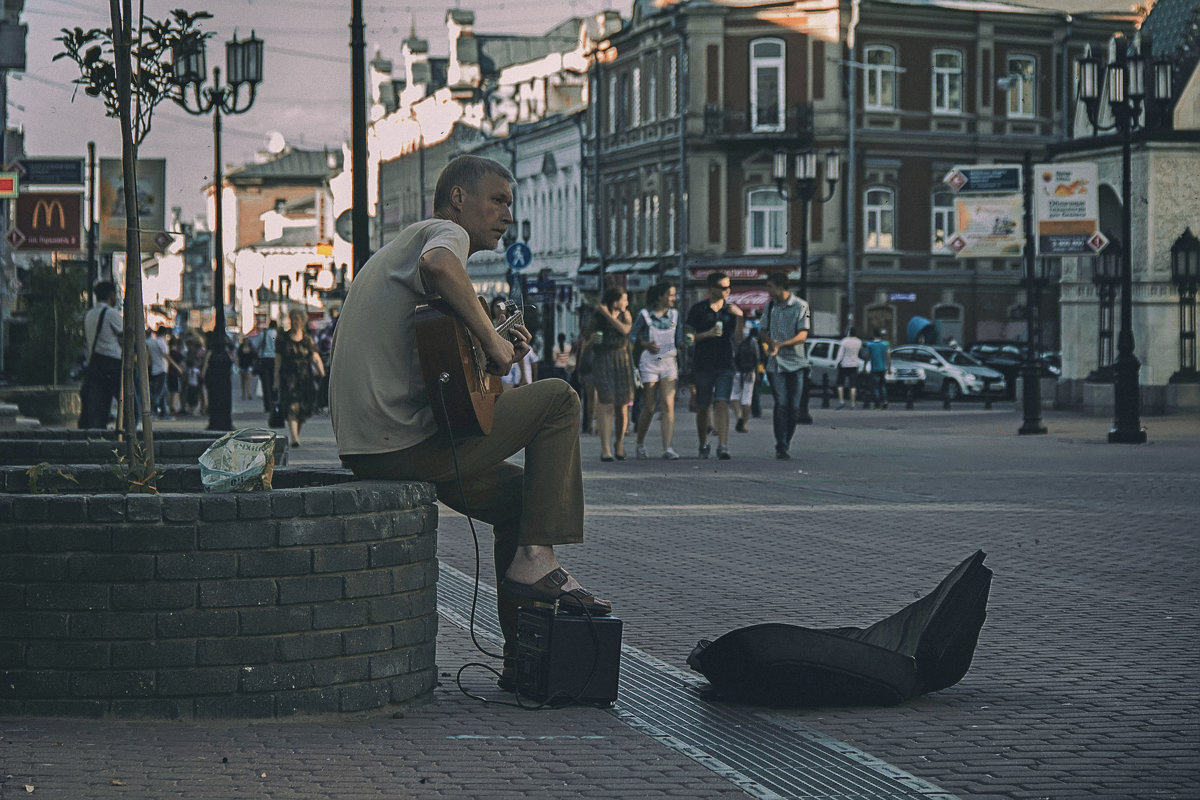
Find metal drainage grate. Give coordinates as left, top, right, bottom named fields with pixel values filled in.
left=438, top=563, right=959, bottom=800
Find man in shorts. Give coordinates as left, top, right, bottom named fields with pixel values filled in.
left=684, top=271, right=744, bottom=460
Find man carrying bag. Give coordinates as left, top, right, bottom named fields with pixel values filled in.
left=80, top=281, right=123, bottom=430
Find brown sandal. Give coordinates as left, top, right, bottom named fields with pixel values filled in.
left=499, top=568, right=613, bottom=616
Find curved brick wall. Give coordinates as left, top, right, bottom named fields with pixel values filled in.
left=0, top=466, right=438, bottom=719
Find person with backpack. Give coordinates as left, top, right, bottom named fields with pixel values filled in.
left=629, top=281, right=683, bottom=460
left=731, top=321, right=762, bottom=433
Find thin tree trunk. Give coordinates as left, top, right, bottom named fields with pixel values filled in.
left=110, top=0, right=154, bottom=473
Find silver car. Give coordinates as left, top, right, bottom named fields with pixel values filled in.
left=806, top=337, right=925, bottom=395
left=889, top=345, right=1006, bottom=401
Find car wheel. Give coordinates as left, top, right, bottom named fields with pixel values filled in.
left=943, top=379, right=962, bottom=402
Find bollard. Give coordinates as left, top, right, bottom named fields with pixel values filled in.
left=943, top=384, right=952, bottom=410
left=905, top=383, right=916, bottom=410
left=821, top=374, right=831, bottom=408
left=983, top=378, right=993, bottom=410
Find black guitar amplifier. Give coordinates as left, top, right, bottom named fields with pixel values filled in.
left=514, top=606, right=622, bottom=706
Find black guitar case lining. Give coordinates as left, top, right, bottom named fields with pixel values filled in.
left=686, top=550, right=992, bottom=707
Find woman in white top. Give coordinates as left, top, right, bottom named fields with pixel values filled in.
left=836, top=327, right=864, bottom=409
left=628, top=281, right=683, bottom=460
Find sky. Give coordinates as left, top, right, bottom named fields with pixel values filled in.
left=8, top=0, right=632, bottom=221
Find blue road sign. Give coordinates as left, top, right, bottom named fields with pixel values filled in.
left=505, top=242, right=532, bottom=270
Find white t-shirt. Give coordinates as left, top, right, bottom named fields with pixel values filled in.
left=837, top=336, right=863, bottom=368
left=84, top=302, right=123, bottom=361
left=329, top=218, right=470, bottom=456
left=147, top=335, right=169, bottom=376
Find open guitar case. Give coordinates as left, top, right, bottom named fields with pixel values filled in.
left=686, top=550, right=992, bottom=707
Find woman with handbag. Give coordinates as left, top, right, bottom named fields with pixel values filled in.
left=274, top=308, right=326, bottom=447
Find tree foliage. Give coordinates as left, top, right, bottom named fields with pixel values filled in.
left=54, top=9, right=213, bottom=146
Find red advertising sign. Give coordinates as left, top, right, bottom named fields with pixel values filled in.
left=12, top=192, right=83, bottom=251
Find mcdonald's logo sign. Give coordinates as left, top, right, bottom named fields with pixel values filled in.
left=32, top=198, right=67, bottom=229
left=13, top=192, right=83, bottom=251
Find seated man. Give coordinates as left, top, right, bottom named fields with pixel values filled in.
left=329, top=155, right=611, bottom=681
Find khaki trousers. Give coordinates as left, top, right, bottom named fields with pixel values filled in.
left=342, top=378, right=584, bottom=644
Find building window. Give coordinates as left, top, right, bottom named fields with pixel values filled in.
left=932, top=49, right=962, bottom=114
left=632, top=196, right=642, bottom=255
left=864, top=187, right=894, bottom=251
left=750, top=38, right=785, bottom=132
left=647, top=58, right=657, bottom=122
left=667, top=191, right=677, bottom=254
left=864, top=45, right=897, bottom=111
left=650, top=193, right=659, bottom=253
left=932, top=190, right=956, bottom=251
left=632, top=66, right=642, bottom=127
left=747, top=188, right=786, bottom=253
left=607, top=75, right=617, bottom=133
left=668, top=54, right=678, bottom=117
left=1007, top=55, right=1035, bottom=118
left=608, top=198, right=617, bottom=256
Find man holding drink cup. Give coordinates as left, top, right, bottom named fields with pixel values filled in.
left=683, top=271, right=744, bottom=460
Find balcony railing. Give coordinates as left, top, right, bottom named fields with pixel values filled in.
left=703, top=102, right=814, bottom=139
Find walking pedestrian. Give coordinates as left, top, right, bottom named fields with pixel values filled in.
left=275, top=308, right=325, bottom=447
left=256, top=320, right=278, bottom=412
left=759, top=271, right=811, bottom=460
left=629, top=281, right=682, bottom=460
left=684, top=271, right=744, bottom=460
left=836, top=327, right=864, bottom=409
left=864, top=329, right=892, bottom=409
left=732, top=323, right=762, bottom=433
left=79, top=281, right=123, bottom=429
left=237, top=334, right=257, bottom=401
left=590, top=287, right=634, bottom=461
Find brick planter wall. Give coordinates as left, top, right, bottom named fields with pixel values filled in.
left=0, top=429, right=289, bottom=467
left=0, top=466, right=438, bottom=719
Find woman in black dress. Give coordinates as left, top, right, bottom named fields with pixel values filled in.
left=274, top=308, right=325, bottom=447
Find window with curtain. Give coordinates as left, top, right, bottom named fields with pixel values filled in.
left=1007, top=55, right=1035, bottom=118
left=865, top=45, right=897, bottom=110
left=750, top=38, right=785, bottom=132
left=607, top=75, right=617, bottom=133
left=931, top=190, right=956, bottom=251
left=646, top=58, right=657, bottom=122
left=932, top=49, right=962, bottom=113
left=747, top=188, right=787, bottom=253
left=864, top=187, right=895, bottom=251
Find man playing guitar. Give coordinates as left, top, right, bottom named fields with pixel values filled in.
left=330, top=155, right=612, bottom=686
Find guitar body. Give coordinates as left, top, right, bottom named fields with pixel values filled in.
left=414, top=297, right=502, bottom=438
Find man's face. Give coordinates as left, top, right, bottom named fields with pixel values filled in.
left=766, top=282, right=786, bottom=302
left=457, top=171, right=514, bottom=253
left=708, top=278, right=731, bottom=303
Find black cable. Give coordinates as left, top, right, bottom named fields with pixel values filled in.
left=435, top=373, right=610, bottom=710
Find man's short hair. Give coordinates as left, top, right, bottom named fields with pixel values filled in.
left=433, top=155, right=515, bottom=212
left=706, top=271, right=729, bottom=289
left=94, top=281, right=117, bottom=302
left=765, top=271, right=790, bottom=289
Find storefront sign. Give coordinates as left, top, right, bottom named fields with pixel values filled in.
left=11, top=192, right=83, bottom=251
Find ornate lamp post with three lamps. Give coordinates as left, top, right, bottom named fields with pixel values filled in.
left=1077, top=33, right=1173, bottom=443
left=171, top=29, right=264, bottom=431
left=772, top=148, right=840, bottom=301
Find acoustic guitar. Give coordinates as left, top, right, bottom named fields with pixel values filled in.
left=414, top=297, right=523, bottom=438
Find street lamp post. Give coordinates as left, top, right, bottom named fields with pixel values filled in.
left=1078, top=34, right=1172, bottom=444
left=772, top=149, right=840, bottom=301
left=1088, top=236, right=1121, bottom=381
left=172, top=30, right=264, bottom=431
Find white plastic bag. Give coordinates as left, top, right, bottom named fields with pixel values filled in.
left=199, top=428, right=277, bottom=493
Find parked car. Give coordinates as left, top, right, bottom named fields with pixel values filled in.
left=966, top=340, right=1061, bottom=399
left=889, top=344, right=1006, bottom=401
left=806, top=337, right=926, bottom=399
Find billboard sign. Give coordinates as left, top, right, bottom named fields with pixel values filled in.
left=943, top=165, right=1021, bottom=194
left=11, top=157, right=85, bottom=186
left=946, top=195, right=1024, bottom=258
left=11, top=192, right=84, bottom=251
left=98, top=157, right=167, bottom=252
left=1035, top=162, right=1107, bottom=255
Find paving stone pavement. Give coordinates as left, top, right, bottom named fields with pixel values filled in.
left=3, top=392, right=1197, bottom=799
